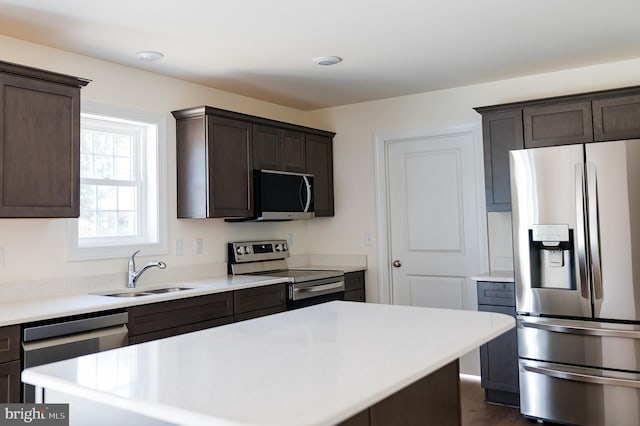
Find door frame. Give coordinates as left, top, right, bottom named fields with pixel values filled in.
left=373, top=123, right=489, bottom=304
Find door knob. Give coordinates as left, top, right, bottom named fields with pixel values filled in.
left=392, top=260, right=402, bottom=268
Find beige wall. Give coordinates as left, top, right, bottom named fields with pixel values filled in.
left=306, top=58, right=640, bottom=302
left=0, top=35, right=313, bottom=284
left=2, top=33, right=640, bottom=301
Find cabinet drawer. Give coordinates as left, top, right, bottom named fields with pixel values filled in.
left=0, top=325, right=20, bottom=364
left=344, top=271, right=365, bottom=292
left=477, top=281, right=515, bottom=306
left=523, top=101, right=593, bottom=147
left=129, top=316, right=234, bottom=345
left=234, top=305, right=287, bottom=323
left=127, top=292, right=233, bottom=337
left=234, top=284, right=287, bottom=315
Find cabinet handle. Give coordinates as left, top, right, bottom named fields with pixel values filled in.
left=392, top=260, right=402, bottom=268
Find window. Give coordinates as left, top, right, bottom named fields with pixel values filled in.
left=69, top=102, right=167, bottom=260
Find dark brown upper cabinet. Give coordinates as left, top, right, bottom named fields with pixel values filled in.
left=173, top=106, right=335, bottom=219
left=476, top=109, right=524, bottom=212
left=253, top=124, right=306, bottom=173
left=0, top=61, right=89, bottom=218
left=523, top=101, right=593, bottom=148
left=593, top=93, right=640, bottom=142
left=173, top=107, right=253, bottom=218
left=305, top=133, right=334, bottom=217
left=476, top=85, right=640, bottom=212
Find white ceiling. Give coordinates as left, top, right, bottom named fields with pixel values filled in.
left=0, top=0, right=639, bottom=110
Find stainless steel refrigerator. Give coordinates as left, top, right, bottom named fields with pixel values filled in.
left=510, top=139, right=640, bottom=426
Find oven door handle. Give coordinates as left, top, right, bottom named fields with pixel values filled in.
left=294, top=282, right=344, bottom=293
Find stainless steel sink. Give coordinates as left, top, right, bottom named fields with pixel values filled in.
left=145, top=287, right=193, bottom=294
left=103, top=292, right=154, bottom=297
left=97, top=286, right=195, bottom=297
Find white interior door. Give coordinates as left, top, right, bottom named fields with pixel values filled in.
left=384, top=128, right=486, bottom=373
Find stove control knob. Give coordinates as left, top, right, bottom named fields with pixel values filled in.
left=244, top=246, right=251, bottom=254
left=275, top=244, right=282, bottom=251
left=282, top=243, right=288, bottom=251
left=236, top=246, right=244, bottom=255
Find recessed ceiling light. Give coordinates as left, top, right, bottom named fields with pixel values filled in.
left=136, top=51, right=164, bottom=62
left=313, top=56, right=342, bottom=66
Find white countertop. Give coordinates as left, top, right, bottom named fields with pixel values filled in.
left=22, top=301, right=514, bottom=426
left=290, top=264, right=365, bottom=273
left=0, top=275, right=288, bottom=327
left=471, top=271, right=515, bottom=282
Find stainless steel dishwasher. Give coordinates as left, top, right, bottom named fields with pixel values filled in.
left=22, top=310, right=129, bottom=402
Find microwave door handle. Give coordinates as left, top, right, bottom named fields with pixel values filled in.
left=302, top=176, right=311, bottom=212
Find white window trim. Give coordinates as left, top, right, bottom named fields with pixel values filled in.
left=67, top=100, right=168, bottom=260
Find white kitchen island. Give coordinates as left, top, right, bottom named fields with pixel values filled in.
left=22, top=301, right=514, bottom=426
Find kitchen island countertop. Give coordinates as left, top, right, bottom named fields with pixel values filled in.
left=22, top=301, right=514, bottom=426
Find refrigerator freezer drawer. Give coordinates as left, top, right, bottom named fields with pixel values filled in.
left=520, top=359, right=640, bottom=426
left=518, top=316, right=640, bottom=371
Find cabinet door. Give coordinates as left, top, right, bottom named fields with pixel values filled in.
left=280, top=129, right=306, bottom=172
left=208, top=116, right=253, bottom=217
left=481, top=110, right=523, bottom=212
left=0, top=73, right=80, bottom=217
left=523, top=101, right=593, bottom=148
left=593, top=94, right=640, bottom=141
left=478, top=304, right=519, bottom=395
left=253, top=124, right=280, bottom=171
left=344, top=271, right=366, bottom=302
left=0, top=360, right=20, bottom=403
left=253, top=125, right=306, bottom=173
left=305, top=134, right=334, bottom=216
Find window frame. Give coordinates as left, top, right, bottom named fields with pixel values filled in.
left=68, top=101, right=168, bottom=260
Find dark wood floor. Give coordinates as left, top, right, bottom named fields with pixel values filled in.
left=460, top=375, right=532, bottom=426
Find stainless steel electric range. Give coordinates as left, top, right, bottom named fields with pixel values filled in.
left=228, top=240, right=345, bottom=309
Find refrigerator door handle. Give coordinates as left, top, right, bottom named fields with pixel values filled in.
left=586, top=162, right=603, bottom=300
left=523, top=364, right=640, bottom=388
left=575, top=163, right=589, bottom=300
left=520, top=319, right=640, bottom=339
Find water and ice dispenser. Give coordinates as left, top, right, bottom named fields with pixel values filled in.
left=529, top=224, right=576, bottom=290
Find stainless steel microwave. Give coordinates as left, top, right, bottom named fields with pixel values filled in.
left=253, top=170, right=314, bottom=221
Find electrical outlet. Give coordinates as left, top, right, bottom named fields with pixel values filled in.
left=195, top=238, right=203, bottom=255
left=176, top=239, right=183, bottom=256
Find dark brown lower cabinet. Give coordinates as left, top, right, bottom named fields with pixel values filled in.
left=127, top=292, right=234, bottom=345
left=0, top=324, right=20, bottom=403
left=477, top=281, right=519, bottom=407
left=344, top=271, right=366, bottom=302
left=0, top=361, right=20, bottom=403
left=233, top=283, right=287, bottom=322
left=338, top=360, right=460, bottom=426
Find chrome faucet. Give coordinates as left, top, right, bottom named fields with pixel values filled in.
left=128, top=250, right=167, bottom=288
